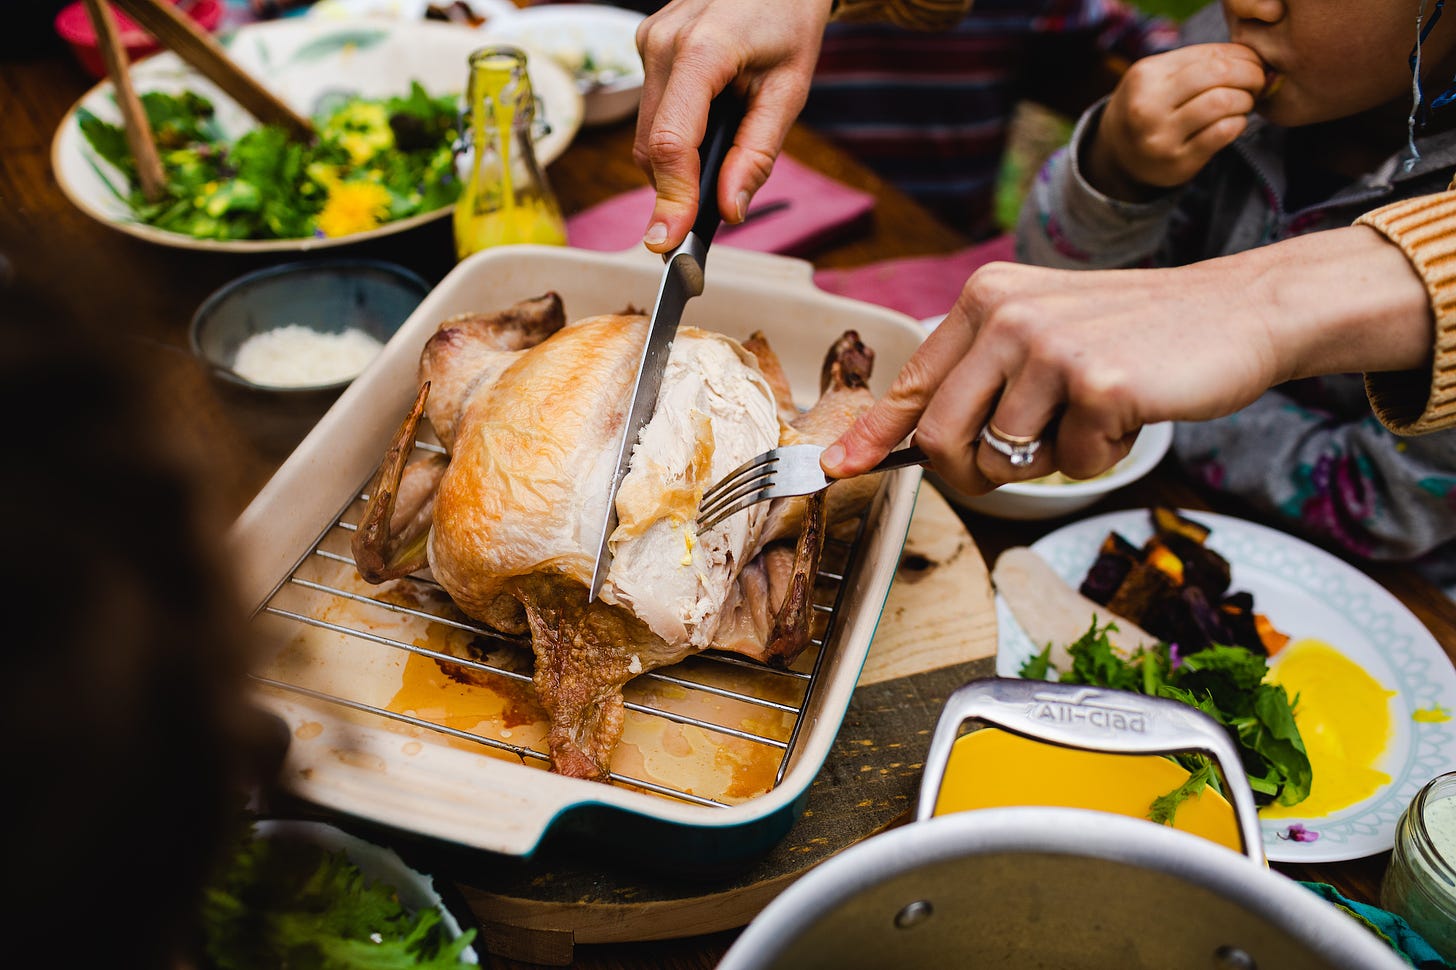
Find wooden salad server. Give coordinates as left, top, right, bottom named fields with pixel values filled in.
left=93, top=0, right=315, bottom=144
left=80, top=0, right=166, bottom=202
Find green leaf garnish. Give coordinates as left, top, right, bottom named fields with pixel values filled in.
left=1028, top=620, right=1312, bottom=827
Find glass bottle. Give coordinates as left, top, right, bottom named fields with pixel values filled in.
left=453, top=46, right=567, bottom=260
left=1379, top=770, right=1456, bottom=963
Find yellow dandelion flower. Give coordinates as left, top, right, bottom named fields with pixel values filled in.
left=316, top=181, right=392, bottom=238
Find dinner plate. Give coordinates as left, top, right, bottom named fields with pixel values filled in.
left=51, top=17, right=582, bottom=253
left=994, top=507, right=1456, bottom=864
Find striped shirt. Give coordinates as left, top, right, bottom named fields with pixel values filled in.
left=803, top=0, right=1177, bottom=237
left=581, top=0, right=1175, bottom=237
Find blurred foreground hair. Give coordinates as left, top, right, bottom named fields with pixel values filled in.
left=0, top=268, right=281, bottom=968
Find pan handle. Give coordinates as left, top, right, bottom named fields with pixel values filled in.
left=913, top=677, right=1264, bottom=864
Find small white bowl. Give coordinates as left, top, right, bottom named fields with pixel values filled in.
left=189, top=258, right=428, bottom=454
left=932, top=421, right=1174, bottom=521
left=481, top=4, right=645, bottom=127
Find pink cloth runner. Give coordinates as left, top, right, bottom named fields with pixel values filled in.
left=566, top=155, right=875, bottom=258
left=812, top=234, right=1018, bottom=322
left=567, top=153, right=1017, bottom=323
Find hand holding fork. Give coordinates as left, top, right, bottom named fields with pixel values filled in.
left=696, top=443, right=927, bottom=531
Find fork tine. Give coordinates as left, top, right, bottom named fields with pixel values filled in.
left=698, top=491, right=775, bottom=531
left=705, top=449, right=779, bottom=500
left=698, top=478, right=774, bottom=526
left=696, top=442, right=924, bottom=531
left=696, top=443, right=838, bottom=529
left=697, top=454, right=780, bottom=525
left=698, top=475, right=775, bottom=527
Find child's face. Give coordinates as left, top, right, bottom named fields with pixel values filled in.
left=1224, top=0, right=1456, bottom=127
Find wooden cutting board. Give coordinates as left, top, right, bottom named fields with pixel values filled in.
left=442, top=484, right=998, bottom=965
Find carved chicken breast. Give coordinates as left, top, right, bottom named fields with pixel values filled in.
left=354, top=293, right=876, bottom=781
left=430, top=314, right=780, bottom=651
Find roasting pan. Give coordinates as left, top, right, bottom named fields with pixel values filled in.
left=227, top=244, right=928, bottom=866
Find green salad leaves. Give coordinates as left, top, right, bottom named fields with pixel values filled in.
left=1021, top=620, right=1312, bottom=825
left=200, top=824, right=477, bottom=970
left=77, top=84, right=461, bottom=242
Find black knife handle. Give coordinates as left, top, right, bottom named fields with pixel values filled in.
left=689, top=86, right=747, bottom=251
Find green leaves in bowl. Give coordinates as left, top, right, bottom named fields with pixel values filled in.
left=77, top=83, right=461, bottom=242
left=201, top=822, right=477, bottom=969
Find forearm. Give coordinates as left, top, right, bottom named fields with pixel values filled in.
left=1236, top=226, right=1433, bottom=383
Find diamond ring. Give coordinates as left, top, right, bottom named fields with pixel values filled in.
left=978, top=422, right=1042, bottom=467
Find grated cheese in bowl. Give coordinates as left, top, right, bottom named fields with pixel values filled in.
left=232, top=324, right=385, bottom=389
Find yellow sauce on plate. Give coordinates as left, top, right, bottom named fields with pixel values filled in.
left=1262, top=638, right=1395, bottom=819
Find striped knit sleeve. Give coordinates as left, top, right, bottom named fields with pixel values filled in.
left=830, top=0, right=969, bottom=31
left=1355, top=191, right=1456, bottom=435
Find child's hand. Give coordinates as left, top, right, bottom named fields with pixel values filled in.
left=1084, top=43, right=1267, bottom=202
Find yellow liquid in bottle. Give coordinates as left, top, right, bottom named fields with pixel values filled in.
left=454, top=46, right=567, bottom=260
left=454, top=188, right=567, bottom=252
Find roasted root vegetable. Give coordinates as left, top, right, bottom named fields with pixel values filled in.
left=1078, top=507, right=1284, bottom=654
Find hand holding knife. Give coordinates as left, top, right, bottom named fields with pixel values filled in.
left=587, top=88, right=748, bottom=602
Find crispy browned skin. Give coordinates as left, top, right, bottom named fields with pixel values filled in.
left=512, top=575, right=651, bottom=783
left=353, top=382, right=443, bottom=584
left=420, top=293, right=567, bottom=452
left=762, top=489, right=828, bottom=667
left=743, top=329, right=800, bottom=426
left=351, top=294, right=566, bottom=583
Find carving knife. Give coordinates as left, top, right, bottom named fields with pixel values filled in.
left=587, top=89, right=746, bottom=602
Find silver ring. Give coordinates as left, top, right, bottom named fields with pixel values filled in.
left=979, top=422, right=1042, bottom=467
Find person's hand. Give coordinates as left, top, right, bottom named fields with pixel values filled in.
left=633, top=0, right=835, bottom=252
left=821, top=259, right=1277, bottom=498
left=819, top=226, right=1432, bottom=496
left=1084, top=43, right=1267, bottom=202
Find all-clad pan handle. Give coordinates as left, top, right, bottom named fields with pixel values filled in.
left=914, top=677, right=1263, bottom=864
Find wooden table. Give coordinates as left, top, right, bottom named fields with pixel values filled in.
left=6, top=35, right=1456, bottom=970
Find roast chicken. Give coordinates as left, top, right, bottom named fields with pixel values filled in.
left=352, top=293, right=880, bottom=781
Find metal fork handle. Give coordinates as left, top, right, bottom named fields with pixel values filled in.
left=697, top=443, right=928, bottom=532
left=868, top=444, right=927, bottom=473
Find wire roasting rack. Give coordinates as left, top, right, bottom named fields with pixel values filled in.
left=248, top=440, right=877, bottom=810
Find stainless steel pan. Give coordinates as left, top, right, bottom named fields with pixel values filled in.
left=717, top=679, right=1408, bottom=969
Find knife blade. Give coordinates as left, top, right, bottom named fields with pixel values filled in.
left=587, top=88, right=746, bottom=602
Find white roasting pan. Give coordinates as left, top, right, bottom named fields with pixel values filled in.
left=227, top=244, right=929, bottom=865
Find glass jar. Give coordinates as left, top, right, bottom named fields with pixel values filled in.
left=453, top=45, right=567, bottom=260
left=1379, top=770, right=1456, bottom=962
